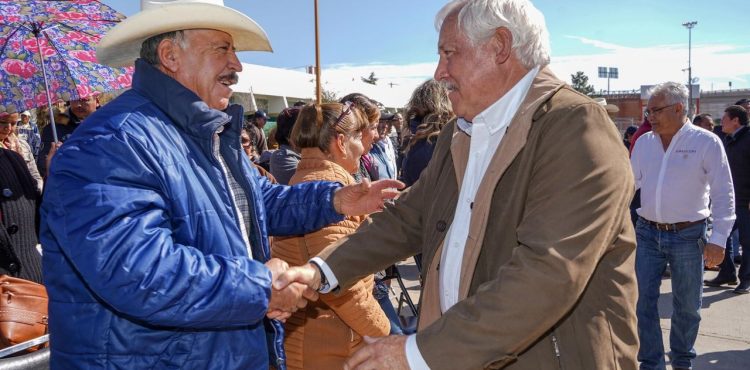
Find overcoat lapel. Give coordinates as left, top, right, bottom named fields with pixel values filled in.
left=453, top=68, right=566, bottom=299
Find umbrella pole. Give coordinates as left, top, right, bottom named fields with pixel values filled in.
left=33, top=25, right=58, bottom=143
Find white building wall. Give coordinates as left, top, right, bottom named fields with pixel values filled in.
left=233, top=63, right=416, bottom=114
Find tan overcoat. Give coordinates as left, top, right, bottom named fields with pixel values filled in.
left=319, top=68, right=638, bottom=370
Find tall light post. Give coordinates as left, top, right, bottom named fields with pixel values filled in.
left=683, top=21, right=697, bottom=116
left=598, top=66, right=619, bottom=94
left=314, top=0, right=321, bottom=103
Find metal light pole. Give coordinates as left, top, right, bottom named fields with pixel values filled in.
left=683, top=21, right=697, bottom=116
left=598, top=66, right=618, bottom=94
left=314, top=0, right=322, bottom=103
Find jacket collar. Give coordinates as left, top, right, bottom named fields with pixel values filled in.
left=297, top=148, right=355, bottom=185
left=727, top=125, right=748, bottom=142
left=131, top=58, right=243, bottom=138
left=456, top=66, right=539, bottom=136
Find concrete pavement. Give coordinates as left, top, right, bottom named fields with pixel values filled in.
left=391, top=261, right=750, bottom=369
left=667, top=270, right=750, bottom=369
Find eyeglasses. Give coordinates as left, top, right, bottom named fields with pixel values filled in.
left=333, top=101, right=355, bottom=127
left=644, top=103, right=677, bottom=119
left=0, top=121, right=15, bottom=127
left=71, top=97, right=93, bottom=105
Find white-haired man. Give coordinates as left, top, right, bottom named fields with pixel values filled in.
left=276, top=0, right=639, bottom=369
left=631, top=82, right=735, bottom=370
left=39, top=1, right=401, bottom=369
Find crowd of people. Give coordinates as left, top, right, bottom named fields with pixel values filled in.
left=0, top=0, right=747, bottom=369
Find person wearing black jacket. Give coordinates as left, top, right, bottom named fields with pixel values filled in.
left=0, top=148, right=42, bottom=284
left=37, top=97, right=99, bottom=177
left=705, top=105, right=750, bottom=294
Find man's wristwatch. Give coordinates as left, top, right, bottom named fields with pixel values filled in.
left=310, top=260, right=329, bottom=293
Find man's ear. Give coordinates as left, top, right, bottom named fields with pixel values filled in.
left=675, top=103, right=685, bottom=115
left=491, top=27, right=513, bottom=65
left=157, top=39, right=181, bottom=73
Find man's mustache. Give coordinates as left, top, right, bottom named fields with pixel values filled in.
left=438, top=80, right=456, bottom=91
left=220, top=72, right=239, bottom=85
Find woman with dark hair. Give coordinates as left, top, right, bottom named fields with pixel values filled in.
left=623, top=125, right=638, bottom=150
left=401, top=79, right=452, bottom=149
left=269, top=107, right=302, bottom=185
left=400, top=79, right=454, bottom=187
left=0, top=113, right=43, bottom=191
left=271, top=103, right=389, bottom=370
left=0, top=148, right=43, bottom=284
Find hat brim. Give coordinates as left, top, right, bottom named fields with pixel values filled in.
left=605, top=104, right=620, bottom=113
left=97, top=3, right=272, bottom=68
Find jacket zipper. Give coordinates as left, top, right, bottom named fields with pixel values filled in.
left=270, top=321, right=285, bottom=370
left=551, top=331, right=564, bottom=370
left=211, top=128, right=285, bottom=369
left=211, top=130, right=253, bottom=257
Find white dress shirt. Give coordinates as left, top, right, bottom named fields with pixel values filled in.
left=631, top=121, right=735, bottom=246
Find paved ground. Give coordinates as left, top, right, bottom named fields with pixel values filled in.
left=669, top=270, right=750, bottom=369
left=391, top=260, right=750, bottom=369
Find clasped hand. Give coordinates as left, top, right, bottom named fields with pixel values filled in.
left=265, top=258, right=319, bottom=321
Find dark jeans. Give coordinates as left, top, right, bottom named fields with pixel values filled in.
left=635, top=218, right=707, bottom=370
left=717, top=205, right=750, bottom=283
left=373, top=278, right=404, bottom=335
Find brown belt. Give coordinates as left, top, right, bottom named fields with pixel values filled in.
left=640, top=217, right=706, bottom=232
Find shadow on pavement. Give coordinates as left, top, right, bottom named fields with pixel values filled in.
left=657, top=290, right=739, bottom=319
left=397, top=263, right=420, bottom=281
left=693, top=348, right=750, bottom=369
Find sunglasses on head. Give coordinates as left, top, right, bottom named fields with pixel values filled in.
left=333, top=101, right=355, bottom=127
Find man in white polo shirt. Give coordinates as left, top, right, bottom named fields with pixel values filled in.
left=631, top=81, right=735, bottom=370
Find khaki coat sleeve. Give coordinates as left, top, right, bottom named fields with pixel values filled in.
left=316, top=123, right=456, bottom=288
left=304, top=219, right=390, bottom=338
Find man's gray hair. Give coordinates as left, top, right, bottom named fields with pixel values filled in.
left=435, top=0, right=551, bottom=70
left=140, top=30, right=188, bottom=66
left=649, top=82, right=689, bottom=110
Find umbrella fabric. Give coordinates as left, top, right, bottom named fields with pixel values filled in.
left=0, top=0, right=132, bottom=113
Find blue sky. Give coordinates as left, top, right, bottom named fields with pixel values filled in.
left=101, top=0, right=750, bottom=93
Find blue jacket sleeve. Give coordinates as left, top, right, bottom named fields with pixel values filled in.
left=255, top=175, right=345, bottom=236
left=42, top=133, right=272, bottom=329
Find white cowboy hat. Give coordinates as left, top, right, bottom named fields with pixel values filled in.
left=593, top=97, right=620, bottom=114
left=97, top=0, right=272, bottom=68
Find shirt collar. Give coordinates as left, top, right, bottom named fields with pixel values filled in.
left=731, top=125, right=744, bottom=137
left=668, top=118, right=695, bottom=139
left=457, top=66, right=539, bottom=136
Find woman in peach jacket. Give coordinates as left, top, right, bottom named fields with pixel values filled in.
left=272, top=102, right=390, bottom=370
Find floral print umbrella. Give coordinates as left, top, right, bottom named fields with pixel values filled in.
left=0, top=0, right=132, bottom=139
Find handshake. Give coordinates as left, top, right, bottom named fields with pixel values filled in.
left=264, top=258, right=324, bottom=321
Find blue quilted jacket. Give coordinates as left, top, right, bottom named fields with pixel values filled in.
left=40, top=60, right=343, bottom=369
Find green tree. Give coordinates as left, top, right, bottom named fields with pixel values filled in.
left=570, top=71, right=595, bottom=96
left=361, top=72, right=378, bottom=85
left=321, top=88, right=339, bottom=103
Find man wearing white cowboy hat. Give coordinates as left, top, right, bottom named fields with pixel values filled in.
left=40, top=1, right=402, bottom=369
left=594, top=97, right=620, bottom=115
